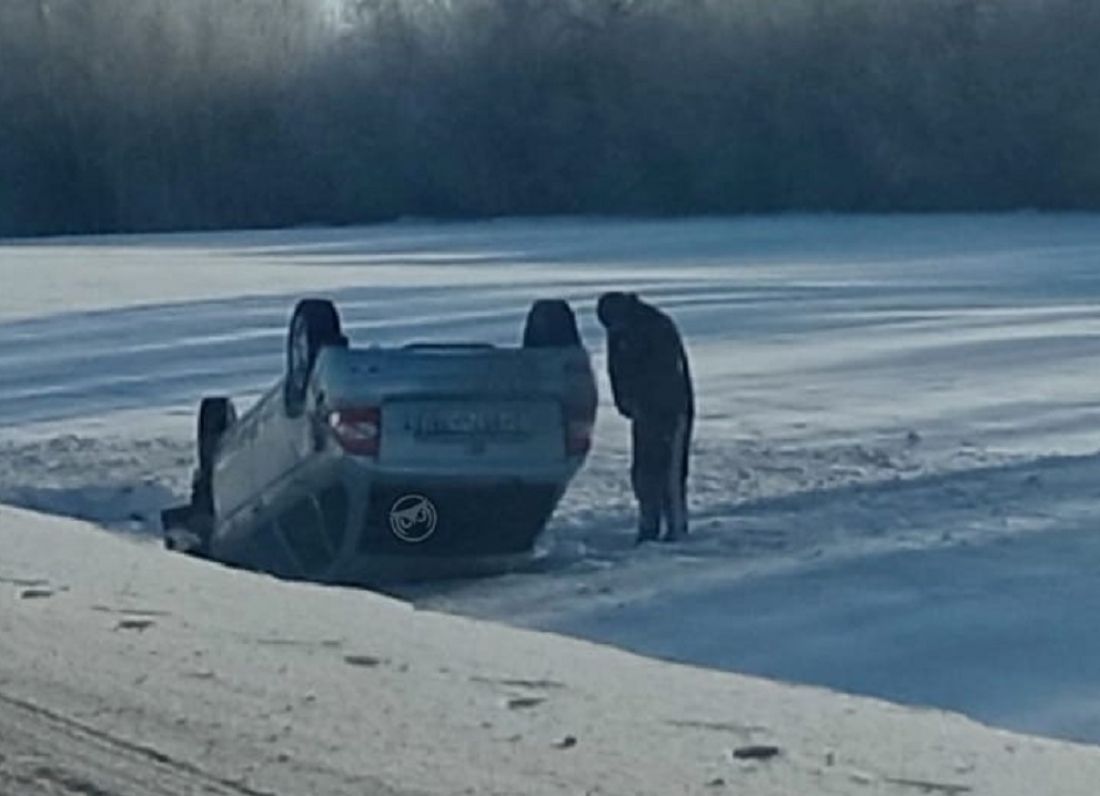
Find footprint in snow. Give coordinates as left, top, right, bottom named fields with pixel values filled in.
left=344, top=654, right=386, bottom=668
left=116, top=618, right=155, bottom=632
left=92, top=605, right=170, bottom=617
left=493, top=678, right=565, bottom=691
left=506, top=696, right=547, bottom=710
left=470, top=675, right=567, bottom=692
left=0, top=576, right=50, bottom=588
left=732, top=745, right=781, bottom=761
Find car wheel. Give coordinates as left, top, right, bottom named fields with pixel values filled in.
left=191, top=396, right=236, bottom=554
left=522, top=299, right=581, bottom=347
left=197, top=396, right=236, bottom=474
left=284, top=299, right=344, bottom=417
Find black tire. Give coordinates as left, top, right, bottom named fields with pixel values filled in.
left=522, top=299, right=581, bottom=348
left=197, top=396, right=236, bottom=474
left=284, top=299, right=344, bottom=417
left=187, top=396, right=235, bottom=555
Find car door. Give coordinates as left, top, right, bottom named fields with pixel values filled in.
left=211, top=410, right=257, bottom=526
left=250, top=382, right=318, bottom=507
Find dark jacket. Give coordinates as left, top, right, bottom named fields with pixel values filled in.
left=606, top=300, right=693, bottom=422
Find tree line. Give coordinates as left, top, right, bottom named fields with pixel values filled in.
left=3, top=0, right=1099, bottom=237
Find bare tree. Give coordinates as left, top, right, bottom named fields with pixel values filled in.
left=4, top=0, right=1100, bottom=237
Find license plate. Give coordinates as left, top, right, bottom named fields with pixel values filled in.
left=406, top=408, right=532, bottom=439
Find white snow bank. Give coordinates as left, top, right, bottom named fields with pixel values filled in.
left=1, top=503, right=1097, bottom=795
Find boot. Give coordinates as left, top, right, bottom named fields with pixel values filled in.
left=636, top=507, right=660, bottom=545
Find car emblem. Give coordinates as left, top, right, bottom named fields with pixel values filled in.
left=388, top=494, right=438, bottom=543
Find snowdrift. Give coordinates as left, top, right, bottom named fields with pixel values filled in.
left=1, top=502, right=1097, bottom=795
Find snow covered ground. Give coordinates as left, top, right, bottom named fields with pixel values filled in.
left=4, top=214, right=1100, bottom=752
left=8, top=503, right=1100, bottom=796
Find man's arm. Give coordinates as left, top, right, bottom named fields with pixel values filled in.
left=636, top=315, right=691, bottom=417
left=607, top=331, right=638, bottom=419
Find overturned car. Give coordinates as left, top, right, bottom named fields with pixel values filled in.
left=162, top=298, right=597, bottom=583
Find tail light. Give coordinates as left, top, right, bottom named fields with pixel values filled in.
left=328, top=407, right=382, bottom=457
left=566, top=417, right=594, bottom=456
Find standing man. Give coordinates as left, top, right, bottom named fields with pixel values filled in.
left=597, top=292, right=694, bottom=543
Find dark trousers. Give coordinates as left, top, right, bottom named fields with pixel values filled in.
left=631, top=412, right=691, bottom=541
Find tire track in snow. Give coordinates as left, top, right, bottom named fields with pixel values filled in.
left=0, top=691, right=276, bottom=796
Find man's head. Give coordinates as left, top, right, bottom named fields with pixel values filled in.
left=596, top=292, right=638, bottom=330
